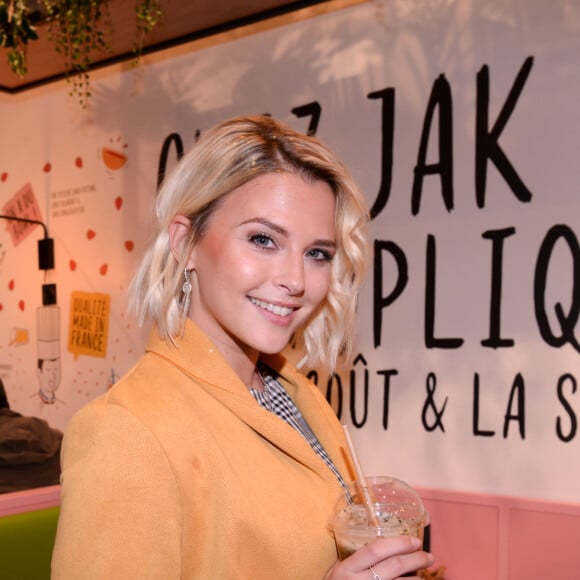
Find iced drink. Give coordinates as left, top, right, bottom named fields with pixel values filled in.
left=330, top=476, right=429, bottom=560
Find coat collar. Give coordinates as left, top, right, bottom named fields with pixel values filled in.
left=145, top=319, right=350, bottom=484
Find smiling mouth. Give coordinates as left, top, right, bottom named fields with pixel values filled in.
left=249, top=297, right=295, bottom=317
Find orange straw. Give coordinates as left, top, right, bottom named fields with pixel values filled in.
left=342, top=424, right=382, bottom=528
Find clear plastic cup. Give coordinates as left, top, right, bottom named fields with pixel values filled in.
left=330, top=476, right=430, bottom=560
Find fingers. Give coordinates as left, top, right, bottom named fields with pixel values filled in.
left=325, top=536, right=434, bottom=580
left=365, top=546, right=434, bottom=579
left=359, top=537, right=434, bottom=579
left=347, top=536, right=422, bottom=568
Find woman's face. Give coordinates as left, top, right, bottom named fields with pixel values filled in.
left=186, top=171, right=336, bottom=363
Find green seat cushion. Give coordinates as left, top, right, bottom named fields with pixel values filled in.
left=0, top=506, right=60, bottom=580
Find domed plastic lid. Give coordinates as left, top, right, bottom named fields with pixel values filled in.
left=330, top=476, right=430, bottom=539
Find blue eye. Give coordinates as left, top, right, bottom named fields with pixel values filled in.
left=249, top=233, right=275, bottom=248
left=307, top=248, right=333, bottom=261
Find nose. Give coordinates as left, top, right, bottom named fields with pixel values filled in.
left=273, top=254, right=305, bottom=295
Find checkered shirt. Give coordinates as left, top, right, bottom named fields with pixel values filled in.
left=250, top=363, right=348, bottom=492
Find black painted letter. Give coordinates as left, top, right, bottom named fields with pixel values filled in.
left=475, top=56, right=534, bottom=208
left=412, top=74, right=454, bottom=216
left=481, top=227, right=516, bottom=348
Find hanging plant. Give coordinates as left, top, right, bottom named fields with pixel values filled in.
left=42, top=0, right=112, bottom=108
left=133, top=0, right=162, bottom=62
left=0, top=0, right=39, bottom=77
left=0, top=0, right=164, bottom=108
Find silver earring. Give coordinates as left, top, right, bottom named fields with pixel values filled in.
left=182, top=269, right=192, bottom=294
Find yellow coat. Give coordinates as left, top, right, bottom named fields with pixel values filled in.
left=52, top=320, right=355, bottom=579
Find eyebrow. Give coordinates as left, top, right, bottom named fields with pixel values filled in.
left=241, top=217, right=336, bottom=248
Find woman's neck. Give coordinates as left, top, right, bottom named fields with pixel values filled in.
left=215, top=339, right=263, bottom=392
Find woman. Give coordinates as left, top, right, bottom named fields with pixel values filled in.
left=51, top=115, right=433, bottom=579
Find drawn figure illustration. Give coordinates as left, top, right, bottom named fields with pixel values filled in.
left=35, top=305, right=62, bottom=404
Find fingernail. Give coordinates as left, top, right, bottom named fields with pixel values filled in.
left=411, top=537, right=421, bottom=549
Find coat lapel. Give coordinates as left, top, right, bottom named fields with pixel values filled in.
left=145, top=321, right=348, bottom=484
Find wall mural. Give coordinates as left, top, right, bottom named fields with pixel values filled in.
left=0, top=0, right=577, bottom=503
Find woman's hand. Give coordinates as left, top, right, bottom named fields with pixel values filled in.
left=323, top=536, right=434, bottom=580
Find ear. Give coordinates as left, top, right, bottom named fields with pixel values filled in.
left=169, top=215, right=196, bottom=269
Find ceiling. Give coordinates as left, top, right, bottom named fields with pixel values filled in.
left=0, top=0, right=329, bottom=93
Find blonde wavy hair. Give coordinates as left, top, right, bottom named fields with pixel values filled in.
left=130, top=115, right=369, bottom=373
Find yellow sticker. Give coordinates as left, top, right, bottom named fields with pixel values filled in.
left=68, top=291, right=110, bottom=359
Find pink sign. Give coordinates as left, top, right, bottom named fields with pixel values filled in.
left=2, top=182, right=44, bottom=246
